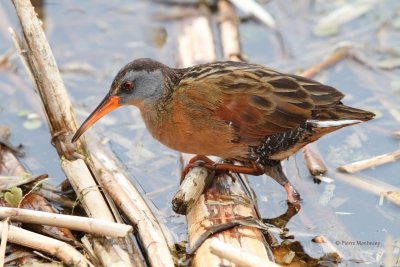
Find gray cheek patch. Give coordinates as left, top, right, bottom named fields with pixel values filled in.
left=116, top=69, right=164, bottom=103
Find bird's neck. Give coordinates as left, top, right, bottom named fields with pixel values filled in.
left=136, top=68, right=184, bottom=139
left=138, top=99, right=173, bottom=142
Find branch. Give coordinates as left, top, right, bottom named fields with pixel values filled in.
left=0, top=207, right=132, bottom=238
left=210, top=239, right=281, bottom=267
left=0, top=222, right=94, bottom=267
left=338, top=150, right=400, bottom=173
left=11, top=0, right=114, bottom=222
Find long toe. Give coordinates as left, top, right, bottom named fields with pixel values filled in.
left=284, top=183, right=301, bottom=204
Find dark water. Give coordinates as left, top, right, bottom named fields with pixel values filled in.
left=1, top=0, right=399, bottom=266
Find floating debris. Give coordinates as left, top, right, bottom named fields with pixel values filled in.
left=314, top=24, right=339, bottom=37
left=229, top=0, right=276, bottom=30
left=312, top=235, right=327, bottom=244
left=303, top=145, right=327, bottom=176
left=17, top=109, right=32, bottom=117
left=314, top=0, right=380, bottom=36
left=17, top=110, right=43, bottom=130
left=282, top=250, right=295, bottom=264
left=23, top=119, right=42, bottom=130
left=315, top=175, right=335, bottom=183
left=4, top=187, right=23, bottom=206
left=26, top=113, right=40, bottom=120
left=378, top=58, right=400, bottom=70
left=59, top=62, right=94, bottom=74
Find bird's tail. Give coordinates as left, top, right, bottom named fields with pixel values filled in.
left=313, top=104, right=375, bottom=122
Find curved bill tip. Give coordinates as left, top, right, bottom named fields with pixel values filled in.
left=71, top=95, right=120, bottom=143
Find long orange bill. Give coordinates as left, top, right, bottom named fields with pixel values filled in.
left=71, top=95, right=120, bottom=143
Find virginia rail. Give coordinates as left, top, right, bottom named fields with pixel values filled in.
left=72, top=58, right=374, bottom=204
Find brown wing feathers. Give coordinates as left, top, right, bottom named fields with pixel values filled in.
left=176, top=61, right=373, bottom=144
left=194, top=69, right=311, bottom=143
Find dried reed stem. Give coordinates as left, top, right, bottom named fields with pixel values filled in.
left=0, top=222, right=94, bottom=267
left=90, top=147, right=175, bottom=267
left=10, top=1, right=143, bottom=265
left=301, top=45, right=350, bottom=79
left=0, top=207, right=132, bottom=238
left=338, top=150, right=400, bottom=173
left=210, top=239, right=281, bottom=267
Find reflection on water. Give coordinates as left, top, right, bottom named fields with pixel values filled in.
left=0, top=0, right=399, bottom=266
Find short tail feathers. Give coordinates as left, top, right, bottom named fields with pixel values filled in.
left=312, top=104, right=375, bottom=122
left=307, top=119, right=362, bottom=129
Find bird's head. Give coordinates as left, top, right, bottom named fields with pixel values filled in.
left=72, top=58, right=171, bottom=142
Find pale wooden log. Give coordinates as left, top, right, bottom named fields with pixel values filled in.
left=172, top=167, right=213, bottom=215
left=394, top=130, right=400, bottom=139
left=177, top=7, right=273, bottom=266
left=186, top=172, right=272, bottom=266
left=61, top=159, right=114, bottom=220
left=0, top=222, right=94, bottom=267
left=90, top=147, right=175, bottom=267
left=218, top=0, right=242, bottom=61
left=177, top=16, right=216, bottom=66
left=11, top=0, right=114, bottom=221
left=229, top=0, right=276, bottom=30
left=338, top=150, right=400, bottom=173
left=11, top=1, right=77, bottom=158
left=0, top=207, right=132, bottom=238
left=210, top=240, right=281, bottom=267
left=302, top=145, right=327, bottom=176
left=172, top=153, right=216, bottom=215
left=0, top=218, right=9, bottom=266
left=10, top=1, right=140, bottom=265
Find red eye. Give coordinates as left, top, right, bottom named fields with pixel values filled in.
left=121, top=81, right=134, bottom=91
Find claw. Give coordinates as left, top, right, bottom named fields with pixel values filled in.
left=284, top=183, right=301, bottom=210
left=181, top=155, right=265, bottom=182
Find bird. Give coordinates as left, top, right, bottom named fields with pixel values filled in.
left=72, top=58, right=374, bottom=205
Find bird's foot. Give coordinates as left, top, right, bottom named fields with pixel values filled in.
left=284, top=183, right=301, bottom=210
left=180, top=155, right=215, bottom=181
left=181, top=155, right=265, bottom=181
